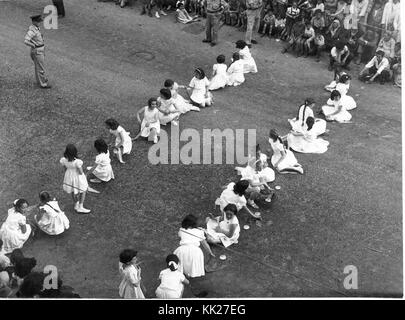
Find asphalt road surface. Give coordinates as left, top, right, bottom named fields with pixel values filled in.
left=0, top=0, right=402, bottom=297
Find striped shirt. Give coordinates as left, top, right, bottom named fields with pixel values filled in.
left=24, top=25, right=44, bottom=48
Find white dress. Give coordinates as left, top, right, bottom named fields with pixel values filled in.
left=174, top=228, right=205, bottom=278
left=227, top=60, right=245, bottom=86
left=239, top=46, right=258, bottom=74
left=322, top=99, right=352, bottom=122
left=118, top=263, right=145, bottom=299
left=206, top=213, right=240, bottom=248
left=216, top=182, right=247, bottom=212
left=93, top=151, right=114, bottom=182
left=37, top=200, right=70, bottom=235
left=324, top=72, right=349, bottom=92
left=269, top=138, right=301, bottom=171
left=287, top=120, right=329, bottom=154
left=140, top=107, right=160, bottom=136
left=189, top=77, right=212, bottom=106
left=327, top=82, right=357, bottom=111
left=0, top=208, right=31, bottom=254
left=208, top=64, right=228, bottom=90
left=110, top=126, right=132, bottom=154
left=288, top=104, right=315, bottom=132
left=60, top=158, right=89, bottom=194
left=155, top=268, right=186, bottom=299
left=235, top=154, right=275, bottom=184
left=158, top=97, right=180, bottom=125
left=170, top=83, right=195, bottom=114
left=257, top=153, right=276, bottom=182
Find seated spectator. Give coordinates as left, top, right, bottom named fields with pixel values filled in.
left=312, top=28, right=325, bottom=61
left=381, top=0, right=400, bottom=32
left=359, top=50, right=391, bottom=84
left=16, top=272, right=45, bottom=298
left=311, top=0, right=325, bottom=13
left=392, top=59, right=401, bottom=88
left=275, top=0, right=289, bottom=19
left=13, top=256, right=37, bottom=287
left=237, top=2, right=247, bottom=31
left=324, top=18, right=343, bottom=50
left=282, top=18, right=305, bottom=54
left=329, top=40, right=352, bottom=71
left=260, top=9, right=276, bottom=38
left=298, top=0, right=313, bottom=20
left=367, top=0, right=383, bottom=32
left=356, top=28, right=377, bottom=64
left=274, top=14, right=286, bottom=39
left=342, top=0, right=353, bottom=29
left=311, top=9, right=326, bottom=33
left=141, top=0, right=153, bottom=17
left=392, top=42, right=401, bottom=65
left=224, top=0, right=240, bottom=26
left=344, top=27, right=363, bottom=64
left=377, top=31, right=396, bottom=61
left=324, top=0, right=338, bottom=25
left=330, top=0, right=346, bottom=24
left=297, top=20, right=315, bottom=57
left=280, top=1, right=301, bottom=40
left=176, top=2, right=200, bottom=23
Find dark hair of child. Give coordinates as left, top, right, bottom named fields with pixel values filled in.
left=160, top=88, right=172, bottom=100
left=181, top=214, right=198, bottom=229
left=94, top=138, right=108, bottom=154
left=105, top=118, right=120, bottom=130
left=63, top=144, right=78, bottom=162
left=119, top=249, right=138, bottom=265
left=39, top=191, right=52, bottom=203
left=148, top=97, right=157, bottom=107
left=216, top=55, right=225, bottom=64
left=166, top=254, right=180, bottom=271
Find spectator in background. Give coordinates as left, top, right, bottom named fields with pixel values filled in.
left=329, top=40, right=352, bottom=71
left=342, top=0, right=354, bottom=30
left=330, top=0, right=346, bottom=23
left=275, top=0, right=288, bottom=18
left=281, top=1, right=301, bottom=40
left=203, top=0, right=225, bottom=46
left=313, top=28, right=325, bottom=61
left=16, top=272, right=45, bottom=298
left=324, top=0, right=338, bottom=25
left=224, top=0, right=240, bottom=25
left=324, top=18, right=343, bottom=50
left=0, top=270, right=12, bottom=297
left=312, top=0, right=325, bottom=13
left=311, top=9, right=326, bottom=32
left=392, top=58, right=401, bottom=88
left=260, top=8, right=276, bottom=37
left=381, top=0, right=400, bottom=31
left=282, top=18, right=305, bottom=54
left=273, top=14, right=286, bottom=38
left=344, top=27, right=363, bottom=63
left=297, top=19, right=315, bottom=57
left=351, top=0, right=369, bottom=32
left=359, top=50, right=391, bottom=84
left=245, top=0, right=264, bottom=46
left=176, top=2, right=200, bottom=23
left=367, top=0, right=383, bottom=31
left=377, top=31, right=396, bottom=60
left=141, top=0, right=154, bottom=16
left=356, top=28, right=378, bottom=64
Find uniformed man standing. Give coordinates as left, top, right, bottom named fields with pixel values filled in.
left=202, top=0, right=225, bottom=47
left=24, top=15, right=51, bottom=89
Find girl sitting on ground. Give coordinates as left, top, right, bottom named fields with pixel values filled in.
left=206, top=203, right=240, bottom=248
left=155, top=254, right=189, bottom=299
left=187, top=68, right=212, bottom=108
left=330, top=74, right=357, bottom=111
left=208, top=54, right=229, bottom=91
left=0, top=200, right=32, bottom=254
left=35, top=191, right=70, bottom=236
left=321, top=90, right=352, bottom=123
left=176, top=2, right=200, bottom=23
left=324, top=67, right=348, bottom=92
left=235, top=40, right=258, bottom=74
left=134, top=97, right=161, bottom=144
left=287, top=117, right=329, bottom=154
left=87, top=138, right=115, bottom=183
left=288, top=98, right=316, bottom=132
left=164, top=79, right=200, bottom=113
left=105, top=118, right=132, bottom=164
left=157, top=88, right=181, bottom=126
left=268, top=129, right=304, bottom=174
left=226, top=52, right=245, bottom=87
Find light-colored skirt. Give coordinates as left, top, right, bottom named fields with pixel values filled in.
left=174, top=244, right=205, bottom=278
left=242, top=57, right=258, bottom=74
left=140, top=119, right=160, bottom=137
left=322, top=105, right=352, bottom=122
left=156, top=285, right=184, bottom=299
left=271, top=149, right=300, bottom=171
left=227, top=73, right=245, bottom=87
left=37, top=212, right=70, bottom=235
left=287, top=134, right=329, bottom=154
left=0, top=224, right=31, bottom=254
left=209, top=74, right=228, bottom=90
left=119, top=279, right=145, bottom=299
left=63, top=171, right=88, bottom=194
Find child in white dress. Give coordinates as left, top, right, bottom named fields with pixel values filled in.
left=206, top=204, right=240, bottom=248
left=155, top=254, right=189, bottom=299
left=105, top=118, right=132, bottom=164
left=134, top=98, right=161, bottom=143
left=226, top=52, right=245, bottom=87
left=287, top=117, right=329, bottom=154
left=157, top=88, right=181, bottom=126
left=235, top=40, right=258, bottom=74
left=322, top=90, right=352, bottom=123
left=173, top=215, right=214, bottom=278
left=118, top=249, right=145, bottom=299
left=208, top=55, right=229, bottom=91
left=87, top=139, right=115, bottom=183
left=60, top=144, right=91, bottom=214
left=329, top=74, right=357, bottom=111
left=187, top=68, right=213, bottom=108
left=0, top=199, right=32, bottom=254
left=164, top=79, right=200, bottom=113
left=35, top=192, right=69, bottom=236
left=324, top=69, right=348, bottom=92
left=268, top=129, right=304, bottom=174
left=288, top=98, right=316, bottom=132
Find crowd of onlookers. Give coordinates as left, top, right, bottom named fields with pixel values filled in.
left=103, top=0, right=401, bottom=86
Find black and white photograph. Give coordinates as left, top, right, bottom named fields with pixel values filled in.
left=0, top=0, right=403, bottom=307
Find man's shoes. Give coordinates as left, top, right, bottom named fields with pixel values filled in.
left=202, top=39, right=211, bottom=43
left=155, top=11, right=160, bottom=18
left=251, top=39, right=258, bottom=44
left=210, top=42, right=217, bottom=47
left=160, top=11, right=167, bottom=16
left=40, top=85, right=52, bottom=89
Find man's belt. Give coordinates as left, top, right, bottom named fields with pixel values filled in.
left=207, top=9, right=223, bottom=14
left=35, top=44, right=44, bottom=48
